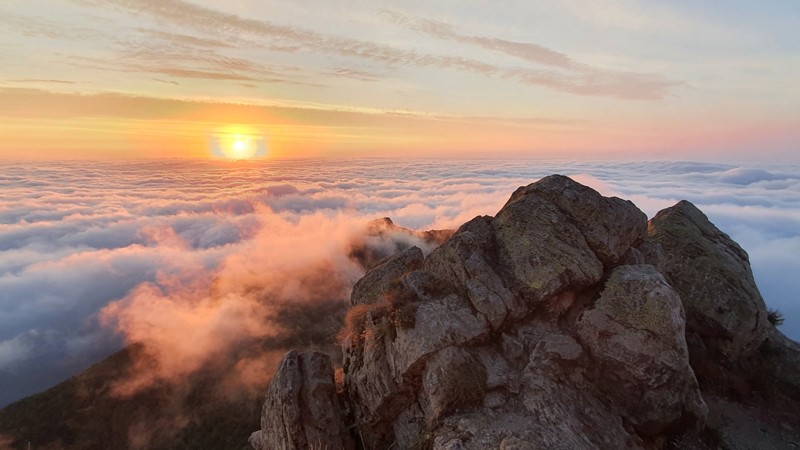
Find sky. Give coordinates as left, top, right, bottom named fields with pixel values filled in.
left=1, top=0, right=799, bottom=159
left=1, top=159, right=799, bottom=407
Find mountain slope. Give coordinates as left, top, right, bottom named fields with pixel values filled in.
left=0, top=343, right=261, bottom=450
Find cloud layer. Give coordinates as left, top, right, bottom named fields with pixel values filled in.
left=1, top=158, right=799, bottom=406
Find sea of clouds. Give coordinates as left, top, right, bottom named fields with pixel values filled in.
left=1, top=158, right=799, bottom=407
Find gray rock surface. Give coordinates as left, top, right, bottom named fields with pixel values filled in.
left=647, top=200, right=769, bottom=360
left=251, top=351, right=353, bottom=450
left=575, top=264, right=707, bottom=435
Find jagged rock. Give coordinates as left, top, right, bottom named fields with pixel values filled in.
left=647, top=200, right=769, bottom=360
left=251, top=351, right=353, bottom=450
left=342, top=290, right=490, bottom=444
left=252, top=175, right=800, bottom=450
left=420, top=346, right=487, bottom=421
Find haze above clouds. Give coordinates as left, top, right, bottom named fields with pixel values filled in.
left=1, top=159, right=799, bottom=406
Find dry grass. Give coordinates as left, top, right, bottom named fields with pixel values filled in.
left=337, top=274, right=422, bottom=349
left=337, top=302, right=389, bottom=347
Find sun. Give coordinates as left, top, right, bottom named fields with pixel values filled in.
left=223, top=135, right=254, bottom=160
left=212, top=127, right=266, bottom=160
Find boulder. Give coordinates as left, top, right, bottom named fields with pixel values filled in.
left=506, top=174, right=648, bottom=266
left=647, top=200, right=769, bottom=360
left=424, top=216, right=523, bottom=329
left=491, top=174, right=646, bottom=305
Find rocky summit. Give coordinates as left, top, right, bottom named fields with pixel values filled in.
left=250, top=175, right=800, bottom=450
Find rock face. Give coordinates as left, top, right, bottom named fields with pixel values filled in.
left=252, top=175, right=800, bottom=449
left=250, top=351, right=353, bottom=450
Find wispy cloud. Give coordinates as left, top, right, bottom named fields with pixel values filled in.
left=0, top=88, right=578, bottom=127
left=137, top=28, right=234, bottom=49
left=329, top=68, right=384, bottom=82
left=69, top=0, right=680, bottom=99
left=5, top=79, right=77, bottom=84
left=382, top=10, right=682, bottom=100
left=1, top=11, right=100, bottom=41
left=381, top=10, right=580, bottom=70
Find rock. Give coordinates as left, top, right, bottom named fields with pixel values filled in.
left=646, top=200, right=800, bottom=415
left=647, top=200, right=769, bottom=360
left=248, top=431, right=262, bottom=449
left=343, top=287, right=490, bottom=445
left=425, top=216, right=523, bottom=329
left=420, top=346, right=487, bottom=422
left=349, top=217, right=453, bottom=270
left=251, top=351, right=352, bottom=450
left=507, top=174, right=648, bottom=266
left=350, top=246, right=423, bottom=306
left=491, top=174, right=646, bottom=305
left=758, top=327, right=800, bottom=401
left=520, top=340, right=642, bottom=450
left=339, top=176, right=705, bottom=448
left=492, top=181, right=604, bottom=304
left=576, top=265, right=707, bottom=434
left=635, top=240, right=666, bottom=270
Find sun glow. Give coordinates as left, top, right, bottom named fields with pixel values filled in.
left=212, top=126, right=267, bottom=160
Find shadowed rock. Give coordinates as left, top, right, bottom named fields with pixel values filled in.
left=251, top=351, right=353, bottom=450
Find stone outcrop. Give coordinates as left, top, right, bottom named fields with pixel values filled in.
left=249, top=351, right=353, bottom=450
left=252, top=175, right=800, bottom=449
left=647, top=200, right=770, bottom=361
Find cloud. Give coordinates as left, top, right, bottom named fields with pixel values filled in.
left=65, top=0, right=680, bottom=99
left=382, top=10, right=681, bottom=100
left=96, top=209, right=452, bottom=397
left=1, top=159, right=799, bottom=408
left=5, top=79, right=77, bottom=85
left=706, top=167, right=787, bottom=185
